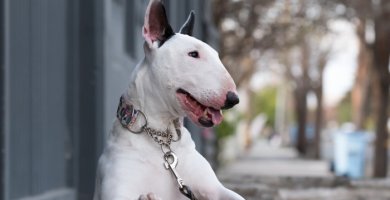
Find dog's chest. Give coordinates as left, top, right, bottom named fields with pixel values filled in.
left=99, top=142, right=196, bottom=199
left=96, top=123, right=223, bottom=199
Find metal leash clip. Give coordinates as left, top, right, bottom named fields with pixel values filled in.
left=163, top=152, right=197, bottom=200
left=164, top=152, right=184, bottom=188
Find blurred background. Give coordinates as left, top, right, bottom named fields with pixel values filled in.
left=1, top=0, right=390, bottom=199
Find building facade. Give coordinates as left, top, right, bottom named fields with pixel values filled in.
left=0, top=0, right=218, bottom=199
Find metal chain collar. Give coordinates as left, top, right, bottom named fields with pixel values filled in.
left=116, top=95, right=197, bottom=200
left=144, top=125, right=175, bottom=154
left=144, top=126, right=173, bottom=146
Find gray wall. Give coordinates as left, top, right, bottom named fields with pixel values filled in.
left=4, top=0, right=72, bottom=199
left=4, top=0, right=77, bottom=199
left=2, top=0, right=104, bottom=199
left=0, top=0, right=5, bottom=198
left=75, top=0, right=105, bottom=199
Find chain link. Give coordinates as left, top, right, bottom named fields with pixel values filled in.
left=144, top=126, right=173, bottom=147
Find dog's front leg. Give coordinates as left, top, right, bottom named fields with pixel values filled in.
left=138, top=193, right=162, bottom=200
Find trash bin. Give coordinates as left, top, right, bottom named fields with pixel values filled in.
left=334, top=131, right=368, bottom=179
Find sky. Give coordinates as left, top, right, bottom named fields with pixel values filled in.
left=323, top=20, right=358, bottom=106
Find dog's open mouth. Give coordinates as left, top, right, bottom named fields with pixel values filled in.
left=176, top=89, right=223, bottom=127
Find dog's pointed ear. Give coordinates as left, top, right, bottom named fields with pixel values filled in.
left=179, top=11, right=195, bottom=36
left=143, top=0, right=175, bottom=48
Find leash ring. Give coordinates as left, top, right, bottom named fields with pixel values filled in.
left=171, top=118, right=182, bottom=142
left=127, top=110, right=148, bottom=134
left=163, top=151, right=178, bottom=166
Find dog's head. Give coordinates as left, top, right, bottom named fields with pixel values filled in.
left=142, top=0, right=239, bottom=127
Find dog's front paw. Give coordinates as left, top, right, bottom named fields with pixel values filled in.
left=138, top=193, right=162, bottom=200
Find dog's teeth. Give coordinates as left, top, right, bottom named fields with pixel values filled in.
left=203, top=108, right=210, bottom=118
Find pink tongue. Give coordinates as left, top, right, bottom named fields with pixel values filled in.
left=208, top=108, right=223, bottom=125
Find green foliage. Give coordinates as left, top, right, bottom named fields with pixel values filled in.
left=215, top=86, right=278, bottom=139
left=251, top=87, right=278, bottom=128
left=337, top=92, right=352, bottom=123
left=364, top=117, right=375, bottom=131
left=215, top=113, right=240, bottom=139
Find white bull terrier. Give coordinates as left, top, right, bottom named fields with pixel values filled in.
left=93, top=0, right=244, bottom=199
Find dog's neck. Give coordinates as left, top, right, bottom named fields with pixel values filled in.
left=125, top=58, right=181, bottom=130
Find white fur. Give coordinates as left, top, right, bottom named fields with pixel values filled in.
left=93, top=6, right=244, bottom=199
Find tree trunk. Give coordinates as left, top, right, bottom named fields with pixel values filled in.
left=373, top=83, right=389, bottom=177
left=313, top=86, right=323, bottom=159
left=294, top=84, right=307, bottom=155
left=294, top=41, right=310, bottom=156
left=373, top=4, right=390, bottom=177
left=352, top=19, right=373, bottom=130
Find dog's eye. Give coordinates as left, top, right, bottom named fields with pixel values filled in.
left=188, top=51, right=199, bottom=58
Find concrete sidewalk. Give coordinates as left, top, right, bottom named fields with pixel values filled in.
left=218, top=140, right=332, bottom=178
left=217, top=140, right=390, bottom=200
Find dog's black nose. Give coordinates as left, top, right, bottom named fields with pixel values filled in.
left=222, top=91, right=239, bottom=109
